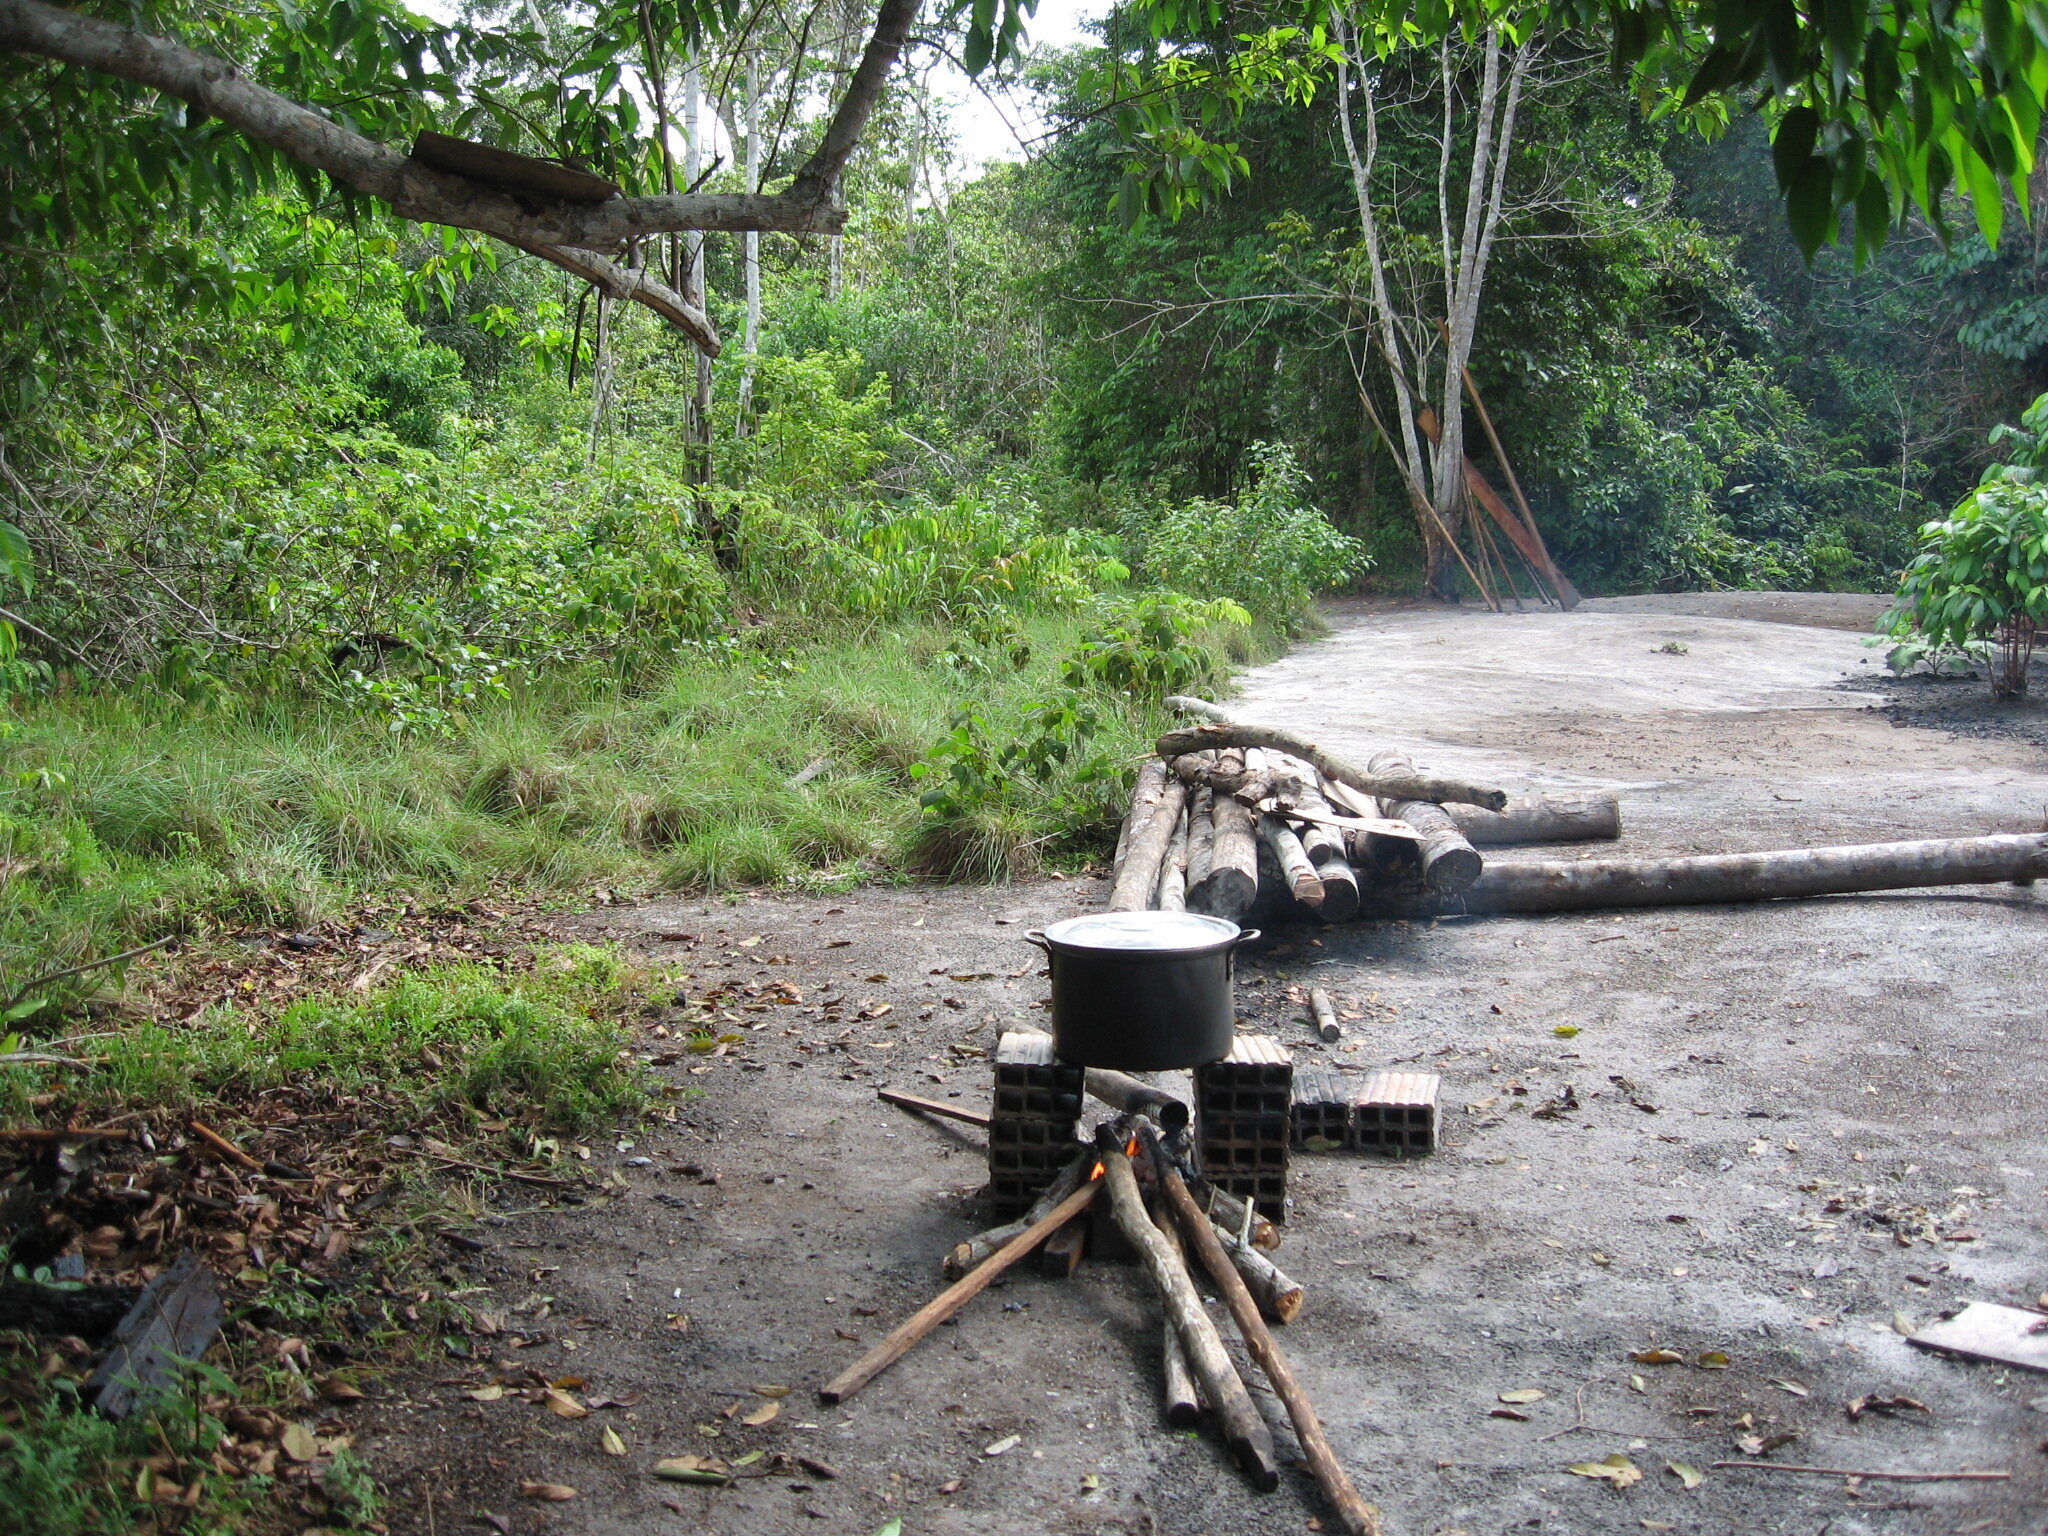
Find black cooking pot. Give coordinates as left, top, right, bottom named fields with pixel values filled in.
left=1024, top=911, right=1260, bottom=1071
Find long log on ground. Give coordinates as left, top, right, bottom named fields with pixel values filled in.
left=1211, top=1220, right=1305, bottom=1324
left=1259, top=813, right=1324, bottom=910
left=1159, top=722, right=1508, bottom=812
left=1085, top=1068, right=1191, bottom=1133
left=1420, top=833, right=2048, bottom=915
left=1449, top=792, right=1621, bottom=846
left=1158, top=1150, right=1382, bottom=1536
left=1367, top=749, right=1483, bottom=896
left=1097, top=1128, right=1278, bottom=1490
left=823, top=1174, right=1102, bottom=1404
left=945, top=1151, right=1091, bottom=1279
left=1165, top=695, right=1235, bottom=723
left=1112, top=775, right=1189, bottom=912
left=1190, top=755, right=1259, bottom=920
left=1154, top=1205, right=1203, bottom=1428
left=86, top=1251, right=226, bottom=1418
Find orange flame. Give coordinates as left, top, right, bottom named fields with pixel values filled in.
left=1088, top=1160, right=1105, bottom=1179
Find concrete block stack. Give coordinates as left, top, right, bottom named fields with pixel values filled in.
left=989, top=1031, right=1084, bottom=1219
left=1194, top=1034, right=1292, bottom=1222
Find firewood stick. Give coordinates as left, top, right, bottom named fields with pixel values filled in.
left=1158, top=722, right=1507, bottom=812
left=187, top=1118, right=263, bottom=1172
left=1154, top=807, right=1189, bottom=912
left=1039, top=1213, right=1087, bottom=1277
left=821, top=1175, right=1102, bottom=1405
left=1097, top=1129, right=1277, bottom=1491
left=1112, top=775, right=1189, bottom=912
left=1448, top=792, right=1619, bottom=846
left=1263, top=752, right=1361, bottom=921
left=945, top=1152, right=1091, bottom=1279
left=1159, top=1154, right=1382, bottom=1536
left=1367, top=748, right=1483, bottom=896
left=0, top=1126, right=132, bottom=1143
left=1154, top=1205, right=1203, bottom=1428
left=1260, top=813, right=1324, bottom=909
left=1084, top=1068, right=1191, bottom=1133
left=1112, top=759, right=1168, bottom=894
left=1164, top=695, right=1234, bottom=723
left=1186, top=788, right=1216, bottom=889
left=1191, top=757, right=1258, bottom=920
left=1309, top=988, right=1341, bottom=1044
left=1199, top=1182, right=1281, bottom=1251
left=1210, top=1218, right=1305, bottom=1324
left=877, top=1088, right=990, bottom=1128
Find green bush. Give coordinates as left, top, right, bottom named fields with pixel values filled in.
left=1888, top=476, right=2048, bottom=698
left=1126, top=443, right=1368, bottom=623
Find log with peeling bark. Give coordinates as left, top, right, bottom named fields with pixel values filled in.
left=1098, top=1127, right=1277, bottom=1490
left=1449, top=792, right=1621, bottom=846
left=1084, top=1068, right=1191, bottom=1133
left=1112, top=759, right=1168, bottom=894
left=1260, top=812, right=1324, bottom=910
left=1190, top=759, right=1259, bottom=921
left=1164, top=695, right=1235, bottom=723
left=1211, top=1219, right=1305, bottom=1324
left=1169, top=749, right=1219, bottom=787
left=1418, top=833, right=2048, bottom=915
left=1309, top=987, right=1341, bottom=1044
left=1112, top=774, right=1189, bottom=913
left=1367, top=748, right=1483, bottom=896
left=1154, top=1207, right=1203, bottom=1428
left=1262, top=751, right=1361, bottom=921
left=1198, top=1181, right=1282, bottom=1251
left=1159, top=722, right=1508, bottom=812
left=945, top=1151, right=1091, bottom=1279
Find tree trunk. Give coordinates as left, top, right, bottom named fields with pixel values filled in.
left=739, top=54, right=763, bottom=423
left=1366, top=749, right=1483, bottom=895
left=1260, top=813, right=1325, bottom=909
left=1111, top=773, right=1188, bottom=912
left=1158, top=723, right=1507, bottom=811
left=1993, top=616, right=2036, bottom=699
left=1419, top=833, right=2048, bottom=914
left=1189, top=754, right=1259, bottom=920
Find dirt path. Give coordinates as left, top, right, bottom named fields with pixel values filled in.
left=359, top=596, right=2048, bottom=1536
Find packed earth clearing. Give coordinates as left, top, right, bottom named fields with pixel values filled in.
left=351, top=595, right=2048, bottom=1536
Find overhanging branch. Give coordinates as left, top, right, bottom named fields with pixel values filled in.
left=511, top=240, right=720, bottom=355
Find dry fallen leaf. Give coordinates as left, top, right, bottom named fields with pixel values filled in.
left=1630, top=1349, right=1683, bottom=1365
left=740, top=1400, right=780, bottom=1428
left=1666, top=1461, right=1704, bottom=1489
left=1846, top=1393, right=1928, bottom=1420
left=1498, top=1389, right=1547, bottom=1404
left=937, top=1478, right=962, bottom=1494
left=1769, top=1378, right=1810, bottom=1397
left=519, top=1482, right=577, bottom=1501
left=1567, top=1453, right=1643, bottom=1488
left=540, top=1388, right=589, bottom=1419
left=1697, top=1351, right=1732, bottom=1370
left=317, top=1376, right=364, bottom=1402
left=279, top=1423, right=319, bottom=1463
left=1490, top=1407, right=1530, bottom=1422
left=601, top=1426, right=627, bottom=1456
left=466, top=1384, right=505, bottom=1402
left=653, top=1456, right=730, bottom=1485
left=753, top=1384, right=793, bottom=1399
left=983, top=1434, right=1020, bottom=1457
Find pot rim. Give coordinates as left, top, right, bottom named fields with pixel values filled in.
left=1029, top=911, right=1253, bottom=959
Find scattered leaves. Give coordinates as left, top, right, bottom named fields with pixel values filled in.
left=1567, top=1453, right=1643, bottom=1488
left=1498, top=1389, right=1547, bottom=1404
left=519, top=1482, right=577, bottom=1501
left=601, top=1426, right=626, bottom=1456
left=1631, top=1349, right=1683, bottom=1365
left=653, top=1456, right=730, bottom=1485
left=740, top=1399, right=780, bottom=1428
left=1847, top=1393, right=1929, bottom=1420
left=983, top=1434, right=1020, bottom=1457
left=1666, top=1461, right=1704, bottom=1490
left=1769, top=1378, right=1810, bottom=1397
left=1696, top=1351, right=1731, bottom=1370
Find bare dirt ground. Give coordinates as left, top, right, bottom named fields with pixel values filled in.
left=357, top=594, right=2048, bottom=1536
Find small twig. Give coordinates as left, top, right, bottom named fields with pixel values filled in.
left=0, top=934, right=177, bottom=1015
left=187, top=1118, right=264, bottom=1171
left=1708, top=1462, right=2009, bottom=1482
left=0, top=1125, right=131, bottom=1142
left=0, top=1051, right=92, bottom=1068
left=385, top=1144, right=573, bottom=1188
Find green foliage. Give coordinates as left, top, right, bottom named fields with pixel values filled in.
left=1126, top=443, right=1368, bottom=619
left=1888, top=475, right=2048, bottom=696
left=1059, top=592, right=1248, bottom=699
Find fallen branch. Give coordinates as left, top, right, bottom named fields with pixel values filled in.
left=383, top=1143, right=573, bottom=1187
left=1707, top=1463, right=2010, bottom=1482
left=1448, top=792, right=1619, bottom=846
left=0, top=1125, right=132, bottom=1142
left=820, top=1171, right=1102, bottom=1404
left=1112, top=774, right=1189, bottom=912
left=1367, top=748, right=1482, bottom=896
left=946, top=1152, right=1092, bottom=1279
left=1308, top=988, right=1341, bottom=1044
left=1159, top=723, right=1507, bottom=812
left=0, top=934, right=176, bottom=1017
left=186, top=1118, right=263, bottom=1172
left=877, top=1088, right=990, bottom=1129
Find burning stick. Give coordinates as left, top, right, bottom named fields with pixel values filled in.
left=944, top=1150, right=1092, bottom=1279
left=1153, top=1131, right=1382, bottom=1536
left=1083, top=1068, right=1190, bottom=1133
left=1095, top=1123, right=1278, bottom=1491
left=819, top=1172, right=1102, bottom=1405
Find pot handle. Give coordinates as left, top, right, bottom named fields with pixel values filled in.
left=1232, top=928, right=1262, bottom=948
left=1022, top=930, right=1052, bottom=954
left=1225, top=927, right=1259, bottom=983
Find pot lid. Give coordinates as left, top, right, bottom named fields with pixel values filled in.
left=1039, top=911, right=1241, bottom=952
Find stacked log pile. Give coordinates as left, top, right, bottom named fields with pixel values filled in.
left=1111, top=696, right=2048, bottom=921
